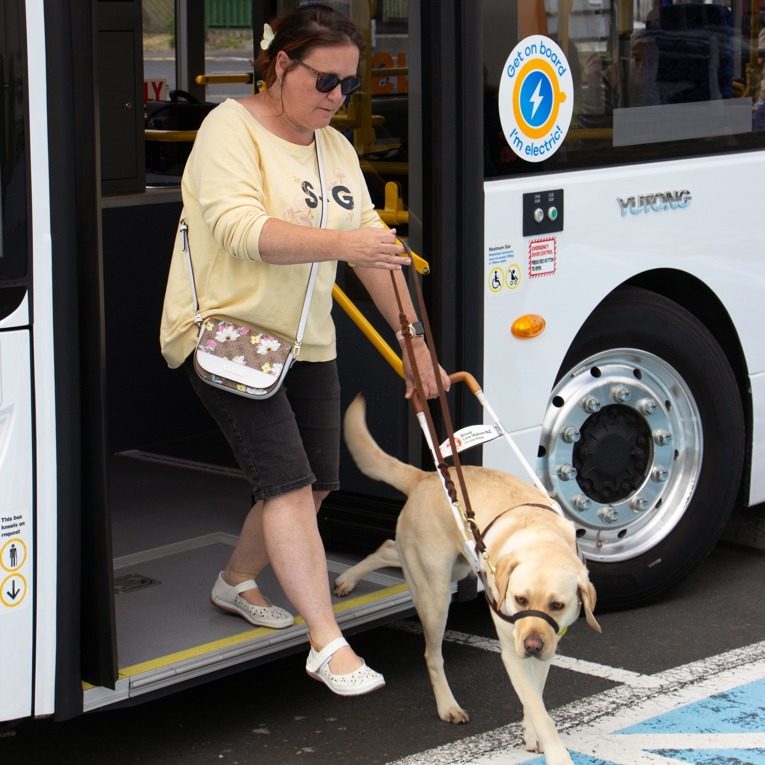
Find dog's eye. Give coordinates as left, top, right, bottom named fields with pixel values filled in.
left=550, top=601, right=565, bottom=611
left=515, top=596, right=528, bottom=607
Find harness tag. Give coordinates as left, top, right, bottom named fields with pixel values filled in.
left=440, top=424, right=502, bottom=456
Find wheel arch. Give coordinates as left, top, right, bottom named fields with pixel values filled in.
left=613, top=270, right=752, bottom=505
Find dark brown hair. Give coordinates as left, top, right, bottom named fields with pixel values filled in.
left=254, top=4, right=366, bottom=88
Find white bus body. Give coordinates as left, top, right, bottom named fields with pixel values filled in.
left=1, top=0, right=762, bottom=724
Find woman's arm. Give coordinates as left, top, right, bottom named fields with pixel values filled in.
left=353, top=266, right=450, bottom=400
left=258, top=218, right=409, bottom=270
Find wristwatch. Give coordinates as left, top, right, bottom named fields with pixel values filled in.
left=396, top=321, right=425, bottom=341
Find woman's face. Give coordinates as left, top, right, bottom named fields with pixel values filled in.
left=278, top=44, right=360, bottom=133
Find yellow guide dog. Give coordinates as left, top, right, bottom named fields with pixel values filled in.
left=335, top=395, right=601, bottom=765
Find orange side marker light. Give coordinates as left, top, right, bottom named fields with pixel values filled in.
left=511, top=314, right=546, bottom=339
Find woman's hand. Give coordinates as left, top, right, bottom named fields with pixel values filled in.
left=401, top=339, right=451, bottom=400
left=342, top=227, right=410, bottom=270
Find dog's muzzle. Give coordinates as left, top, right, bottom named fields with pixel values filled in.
left=507, top=609, right=560, bottom=635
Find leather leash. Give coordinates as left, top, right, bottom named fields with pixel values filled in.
left=389, top=242, right=561, bottom=633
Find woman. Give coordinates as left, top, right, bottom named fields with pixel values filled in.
left=160, top=3, right=447, bottom=696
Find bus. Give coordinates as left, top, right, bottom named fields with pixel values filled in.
left=2, top=0, right=762, bottom=724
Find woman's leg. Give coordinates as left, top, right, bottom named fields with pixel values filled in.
left=222, top=487, right=360, bottom=673
left=222, top=490, right=327, bottom=607
left=221, top=500, right=270, bottom=607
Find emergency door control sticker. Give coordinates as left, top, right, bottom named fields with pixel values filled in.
left=498, top=36, right=574, bottom=163
left=529, top=237, right=557, bottom=277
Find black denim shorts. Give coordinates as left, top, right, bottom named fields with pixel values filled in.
left=184, top=357, right=341, bottom=500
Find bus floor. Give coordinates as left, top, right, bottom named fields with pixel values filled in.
left=105, top=455, right=410, bottom=687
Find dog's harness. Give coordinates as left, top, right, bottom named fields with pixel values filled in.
left=389, top=249, right=569, bottom=637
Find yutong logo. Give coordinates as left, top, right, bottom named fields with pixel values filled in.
left=617, top=190, right=692, bottom=217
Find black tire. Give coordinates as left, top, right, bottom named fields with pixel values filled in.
left=538, top=287, right=745, bottom=609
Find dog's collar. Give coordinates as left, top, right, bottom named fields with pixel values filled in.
left=480, top=503, right=560, bottom=540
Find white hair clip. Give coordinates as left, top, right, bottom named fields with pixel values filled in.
left=260, top=23, right=275, bottom=51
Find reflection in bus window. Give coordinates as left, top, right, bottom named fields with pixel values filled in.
left=142, top=0, right=254, bottom=105
left=483, top=0, right=765, bottom=178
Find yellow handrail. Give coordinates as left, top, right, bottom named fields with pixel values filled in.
left=332, top=206, right=429, bottom=379
left=145, top=129, right=198, bottom=142
left=332, top=284, right=404, bottom=378
left=194, top=73, right=254, bottom=85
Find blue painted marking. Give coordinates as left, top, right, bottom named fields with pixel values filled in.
left=525, top=755, right=616, bottom=765
left=619, top=678, right=765, bottom=734
left=650, top=749, right=765, bottom=765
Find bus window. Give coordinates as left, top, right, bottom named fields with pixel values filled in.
left=483, top=0, right=765, bottom=177
left=142, top=0, right=254, bottom=104
left=0, top=0, right=30, bottom=293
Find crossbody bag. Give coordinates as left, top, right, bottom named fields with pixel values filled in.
left=183, top=132, right=327, bottom=399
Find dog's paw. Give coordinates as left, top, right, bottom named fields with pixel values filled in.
left=522, top=720, right=540, bottom=753
left=439, top=705, right=470, bottom=724
left=333, top=572, right=356, bottom=597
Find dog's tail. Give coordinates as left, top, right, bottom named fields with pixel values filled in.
left=344, top=394, right=423, bottom=497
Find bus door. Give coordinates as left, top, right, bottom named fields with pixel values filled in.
left=1, top=0, right=35, bottom=723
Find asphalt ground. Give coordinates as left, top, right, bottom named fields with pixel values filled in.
left=3, top=537, right=765, bottom=765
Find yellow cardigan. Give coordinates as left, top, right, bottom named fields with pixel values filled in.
left=160, top=99, right=383, bottom=369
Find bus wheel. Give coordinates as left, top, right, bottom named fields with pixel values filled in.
left=537, top=286, right=744, bottom=610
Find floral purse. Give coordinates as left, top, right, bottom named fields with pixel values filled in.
left=183, top=133, right=326, bottom=400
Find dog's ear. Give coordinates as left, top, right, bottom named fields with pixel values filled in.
left=578, top=577, right=602, bottom=633
left=494, top=552, right=520, bottom=608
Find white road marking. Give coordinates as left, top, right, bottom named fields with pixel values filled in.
left=386, top=622, right=765, bottom=765
left=389, top=621, right=659, bottom=686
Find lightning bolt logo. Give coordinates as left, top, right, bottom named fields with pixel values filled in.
left=529, top=80, right=544, bottom=120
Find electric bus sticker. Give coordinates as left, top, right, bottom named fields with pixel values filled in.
left=507, top=264, right=521, bottom=290
left=529, top=237, right=557, bottom=277
left=498, top=36, right=574, bottom=163
left=489, top=267, right=504, bottom=293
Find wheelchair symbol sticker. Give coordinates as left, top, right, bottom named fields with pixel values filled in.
left=498, top=36, right=574, bottom=163
left=489, top=267, right=504, bottom=293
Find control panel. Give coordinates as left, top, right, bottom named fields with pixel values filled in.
left=522, top=189, right=564, bottom=237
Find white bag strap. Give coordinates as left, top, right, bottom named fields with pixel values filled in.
left=295, top=132, right=326, bottom=349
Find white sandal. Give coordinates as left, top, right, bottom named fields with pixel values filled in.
left=305, top=637, right=385, bottom=696
left=210, top=572, right=294, bottom=629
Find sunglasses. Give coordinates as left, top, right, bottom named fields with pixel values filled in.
left=291, top=57, right=362, bottom=95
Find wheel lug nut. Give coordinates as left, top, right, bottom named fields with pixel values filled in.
left=598, top=505, right=619, bottom=523
left=611, top=385, right=631, bottom=403
left=631, top=496, right=649, bottom=512
left=652, top=466, right=669, bottom=482
left=573, top=495, right=591, bottom=511
left=561, top=426, right=581, bottom=443
left=557, top=464, right=577, bottom=481
left=583, top=395, right=601, bottom=413
left=639, top=398, right=658, bottom=415
left=654, top=430, right=672, bottom=446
